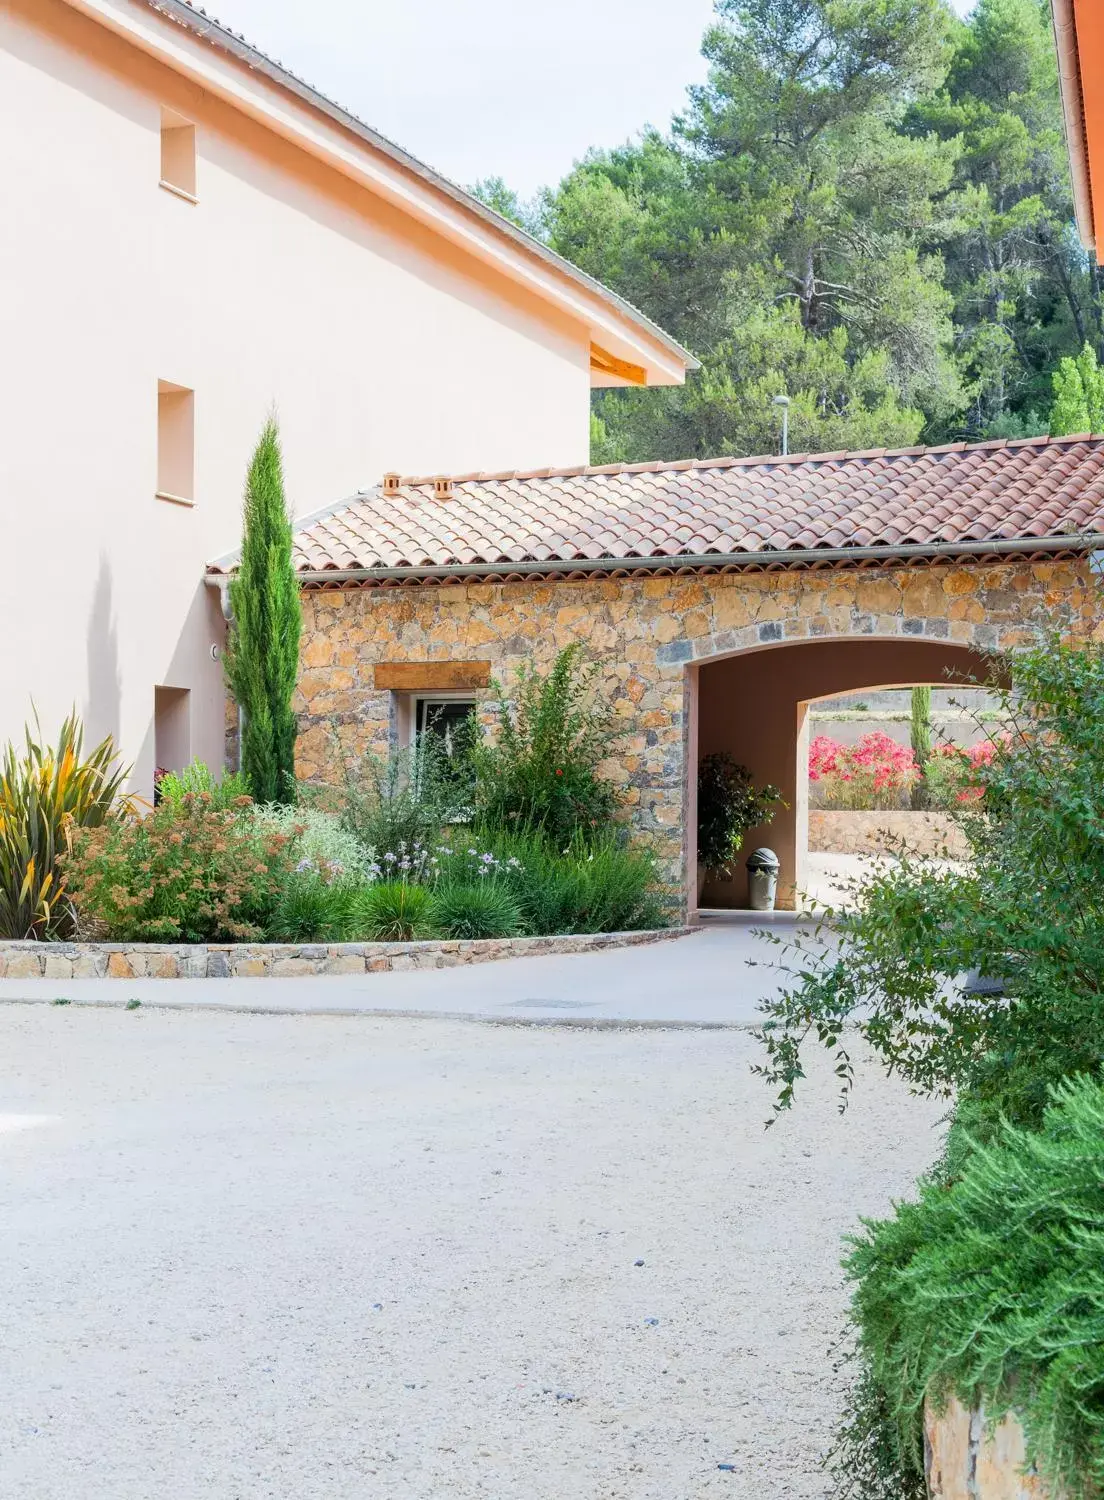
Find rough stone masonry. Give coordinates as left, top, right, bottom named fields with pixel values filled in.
left=292, top=558, right=1098, bottom=904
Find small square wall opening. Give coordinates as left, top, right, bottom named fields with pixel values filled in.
left=160, top=108, right=196, bottom=198
left=154, top=685, right=191, bottom=786
left=157, top=380, right=194, bottom=503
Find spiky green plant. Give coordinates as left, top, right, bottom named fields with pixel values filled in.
left=427, top=881, right=523, bottom=940
left=224, top=418, right=300, bottom=805
left=355, top=880, right=433, bottom=942
left=0, top=712, right=131, bottom=939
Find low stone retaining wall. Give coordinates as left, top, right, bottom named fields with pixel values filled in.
left=809, top=810, right=970, bottom=859
left=926, top=1397, right=1056, bottom=1498
left=0, top=927, right=689, bottom=980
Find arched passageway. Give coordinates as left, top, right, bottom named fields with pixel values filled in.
left=691, top=637, right=998, bottom=910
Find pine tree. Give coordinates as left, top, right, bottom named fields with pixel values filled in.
left=224, top=418, right=300, bottom=805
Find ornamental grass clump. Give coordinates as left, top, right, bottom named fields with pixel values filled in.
left=476, top=829, right=666, bottom=935
left=267, top=870, right=366, bottom=943
left=428, top=881, right=524, bottom=940
left=0, top=712, right=132, bottom=939
left=63, top=792, right=295, bottom=942
left=355, top=880, right=433, bottom=942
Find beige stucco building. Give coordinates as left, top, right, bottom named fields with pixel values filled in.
left=1, top=0, right=691, bottom=791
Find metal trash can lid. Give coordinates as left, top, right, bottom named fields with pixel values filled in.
left=746, top=847, right=780, bottom=871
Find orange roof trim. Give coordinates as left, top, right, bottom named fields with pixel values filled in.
left=1053, top=0, right=1104, bottom=260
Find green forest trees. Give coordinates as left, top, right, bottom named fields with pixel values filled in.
left=224, top=418, right=301, bottom=806
left=475, top=0, right=1100, bottom=461
left=1049, top=342, right=1104, bottom=434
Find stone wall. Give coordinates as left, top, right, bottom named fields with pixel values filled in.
left=926, top=1397, right=1058, bottom=1498
left=809, top=810, right=971, bottom=858
left=294, top=559, right=1096, bottom=900
left=0, top=928, right=688, bottom=980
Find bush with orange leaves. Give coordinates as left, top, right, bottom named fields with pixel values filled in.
left=63, top=792, right=295, bottom=942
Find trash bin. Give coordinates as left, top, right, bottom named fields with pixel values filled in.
left=746, top=848, right=780, bottom=912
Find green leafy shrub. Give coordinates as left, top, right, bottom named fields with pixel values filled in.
left=476, top=829, right=666, bottom=935
left=847, top=1076, right=1104, bottom=1500
left=63, top=793, right=294, bottom=942
left=335, top=735, right=461, bottom=859
left=0, top=712, right=131, bottom=939
left=756, top=639, right=1104, bottom=1499
left=156, top=760, right=250, bottom=811
left=250, top=802, right=373, bottom=878
left=470, top=645, right=623, bottom=845
left=355, top=880, right=433, bottom=941
left=697, top=752, right=782, bottom=872
left=428, top=881, right=523, bottom=940
left=756, top=640, right=1104, bottom=1135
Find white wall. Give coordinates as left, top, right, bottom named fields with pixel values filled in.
left=0, top=0, right=592, bottom=789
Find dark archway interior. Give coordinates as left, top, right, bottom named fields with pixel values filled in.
left=694, top=637, right=998, bottom=909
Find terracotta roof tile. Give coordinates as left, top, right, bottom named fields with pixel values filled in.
left=207, top=436, right=1104, bottom=580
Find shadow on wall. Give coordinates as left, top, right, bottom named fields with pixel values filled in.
left=85, top=554, right=121, bottom=745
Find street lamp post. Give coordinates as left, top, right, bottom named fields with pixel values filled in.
left=771, top=394, right=791, bottom=456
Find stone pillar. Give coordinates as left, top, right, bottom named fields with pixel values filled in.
left=925, top=1398, right=1057, bottom=1498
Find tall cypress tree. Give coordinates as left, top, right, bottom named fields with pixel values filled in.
left=225, top=418, right=300, bottom=805
left=910, top=685, right=932, bottom=811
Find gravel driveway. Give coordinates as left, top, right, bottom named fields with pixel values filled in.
left=0, top=1007, right=942, bottom=1499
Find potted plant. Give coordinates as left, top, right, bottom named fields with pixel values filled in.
left=696, top=754, right=782, bottom=901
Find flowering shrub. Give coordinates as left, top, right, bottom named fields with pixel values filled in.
left=362, top=839, right=522, bottom=885
left=924, top=734, right=1012, bottom=808
left=808, top=732, right=918, bottom=810
left=63, top=793, right=295, bottom=942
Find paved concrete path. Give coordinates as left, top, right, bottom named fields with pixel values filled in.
left=0, top=1006, right=942, bottom=1499
left=0, top=918, right=825, bottom=1026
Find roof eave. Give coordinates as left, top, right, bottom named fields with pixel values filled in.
left=205, top=532, right=1104, bottom=587
left=62, top=0, right=695, bottom=380
left=1052, top=0, right=1099, bottom=259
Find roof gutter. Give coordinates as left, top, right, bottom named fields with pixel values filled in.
left=203, top=531, right=1104, bottom=588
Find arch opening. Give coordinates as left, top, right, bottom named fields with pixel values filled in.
left=690, top=636, right=1000, bottom=912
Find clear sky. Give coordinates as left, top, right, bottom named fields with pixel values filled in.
left=202, top=0, right=976, bottom=199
